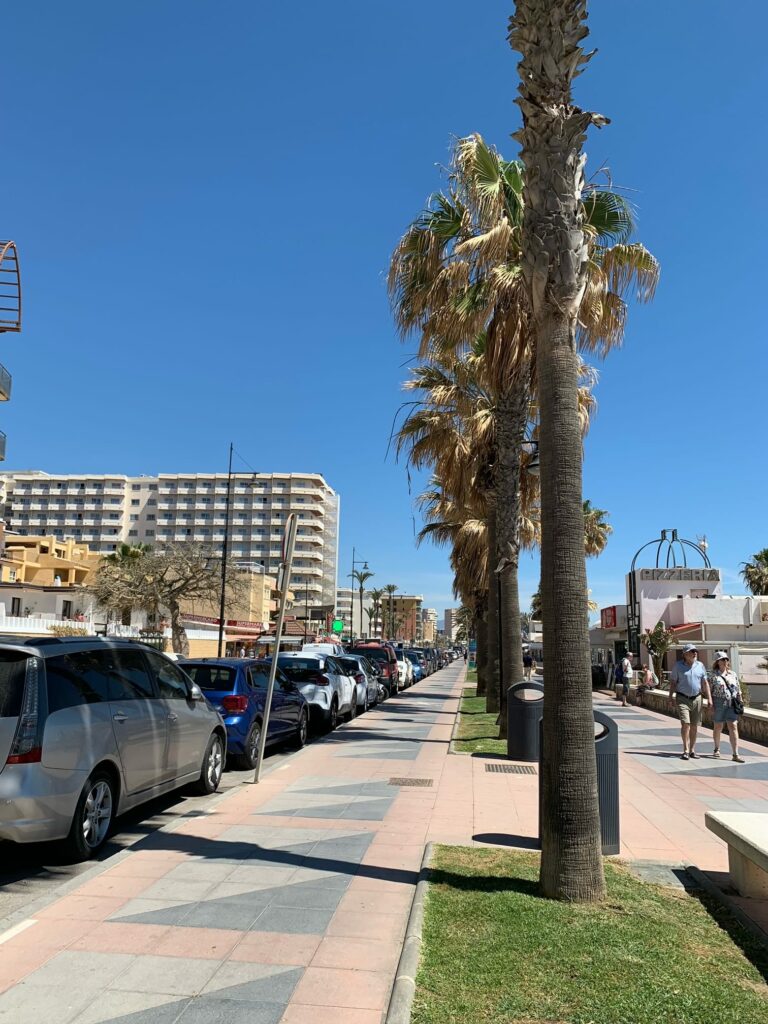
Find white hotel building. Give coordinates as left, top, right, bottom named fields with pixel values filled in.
left=0, top=471, right=340, bottom=617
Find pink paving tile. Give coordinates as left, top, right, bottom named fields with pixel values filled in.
left=311, top=935, right=401, bottom=971
left=73, top=874, right=155, bottom=899
left=327, top=910, right=407, bottom=942
left=336, top=889, right=414, bottom=916
left=280, top=1006, right=383, bottom=1024
left=153, top=925, right=242, bottom=959
left=231, top=931, right=322, bottom=966
left=105, top=859, right=177, bottom=880
left=291, top=966, right=392, bottom=1010
left=69, top=922, right=171, bottom=955
left=35, top=893, right=129, bottom=921
left=3, top=917, right=94, bottom=953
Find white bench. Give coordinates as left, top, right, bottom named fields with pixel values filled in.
left=705, top=811, right=768, bottom=898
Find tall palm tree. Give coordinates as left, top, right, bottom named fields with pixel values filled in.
left=741, top=549, right=768, bottom=595
left=350, top=569, right=373, bottom=639
left=103, top=542, right=152, bottom=625
left=383, top=583, right=398, bottom=638
left=510, top=0, right=620, bottom=901
left=583, top=500, right=613, bottom=558
left=368, top=587, right=385, bottom=637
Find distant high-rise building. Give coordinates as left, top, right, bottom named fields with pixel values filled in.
left=422, top=607, right=438, bottom=643
left=0, top=470, right=340, bottom=616
left=444, top=607, right=459, bottom=640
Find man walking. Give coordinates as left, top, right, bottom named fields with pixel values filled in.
left=523, top=649, right=534, bottom=680
left=668, top=643, right=712, bottom=760
left=618, top=651, right=634, bottom=707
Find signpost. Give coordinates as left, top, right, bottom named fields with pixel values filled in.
left=253, top=513, right=298, bottom=784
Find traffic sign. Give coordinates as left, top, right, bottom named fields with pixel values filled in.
left=332, top=618, right=344, bottom=634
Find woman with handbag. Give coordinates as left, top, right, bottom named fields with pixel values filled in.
left=710, top=651, right=745, bottom=763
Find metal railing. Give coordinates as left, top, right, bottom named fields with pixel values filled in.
left=0, top=364, right=11, bottom=401
left=0, top=431, right=6, bottom=462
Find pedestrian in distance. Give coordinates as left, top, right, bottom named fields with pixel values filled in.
left=523, top=649, right=534, bottom=681
left=463, top=649, right=468, bottom=664
left=614, top=651, right=634, bottom=706
left=635, top=663, right=658, bottom=707
left=710, top=650, right=745, bottom=763
left=668, top=643, right=712, bottom=760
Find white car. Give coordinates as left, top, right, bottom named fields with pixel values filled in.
left=395, top=650, right=414, bottom=689
left=277, top=652, right=356, bottom=731
left=301, top=642, right=346, bottom=657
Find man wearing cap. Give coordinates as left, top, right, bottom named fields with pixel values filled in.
left=668, top=644, right=712, bottom=760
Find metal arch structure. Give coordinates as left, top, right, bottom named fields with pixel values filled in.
left=627, top=529, right=712, bottom=656
left=0, top=241, right=22, bottom=333
left=630, top=528, right=711, bottom=574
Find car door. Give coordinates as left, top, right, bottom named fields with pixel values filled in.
left=326, top=656, right=354, bottom=712
left=144, top=650, right=208, bottom=781
left=277, top=665, right=303, bottom=730
left=249, top=662, right=286, bottom=738
left=107, top=646, right=169, bottom=792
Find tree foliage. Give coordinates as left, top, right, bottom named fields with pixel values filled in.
left=741, top=549, right=768, bottom=596
left=639, top=620, right=676, bottom=684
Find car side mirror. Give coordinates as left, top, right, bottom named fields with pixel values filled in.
left=188, top=683, right=205, bottom=702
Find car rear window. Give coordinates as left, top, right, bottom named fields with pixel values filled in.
left=352, top=648, right=388, bottom=665
left=278, top=657, right=323, bottom=681
left=184, top=665, right=237, bottom=692
left=339, top=658, right=360, bottom=673
left=0, top=651, right=30, bottom=718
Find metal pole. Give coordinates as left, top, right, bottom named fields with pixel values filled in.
left=217, top=443, right=233, bottom=657
left=304, top=587, right=308, bottom=641
left=350, top=546, right=355, bottom=641
left=254, top=512, right=298, bottom=783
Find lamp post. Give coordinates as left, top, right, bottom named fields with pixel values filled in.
left=218, top=447, right=258, bottom=657
left=350, top=547, right=368, bottom=641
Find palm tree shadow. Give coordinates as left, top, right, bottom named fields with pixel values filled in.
left=686, top=880, right=768, bottom=982
left=426, top=866, right=541, bottom=898
left=473, top=832, right=540, bottom=850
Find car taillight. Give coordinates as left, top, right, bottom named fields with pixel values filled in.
left=7, top=658, right=42, bottom=765
left=354, top=672, right=365, bottom=684
left=221, top=694, right=249, bottom=714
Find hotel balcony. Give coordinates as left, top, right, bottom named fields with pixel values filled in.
left=0, top=364, right=11, bottom=402
left=0, top=431, right=5, bottom=462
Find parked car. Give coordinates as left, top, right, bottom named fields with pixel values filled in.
left=395, top=650, right=414, bottom=689
left=181, top=658, right=308, bottom=769
left=301, top=642, right=346, bottom=657
left=276, top=652, right=356, bottom=731
left=0, top=637, right=226, bottom=860
left=349, top=642, right=399, bottom=697
left=337, top=654, right=379, bottom=712
left=405, top=649, right=425, bottom=682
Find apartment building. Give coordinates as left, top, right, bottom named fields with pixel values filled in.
left=390, top=594, right=423, bottom=643
left=336, top=586, right=384, bottom=640
left=0, top=471, right=340, bottom=616
left=422, top=607, right=438, bottom=643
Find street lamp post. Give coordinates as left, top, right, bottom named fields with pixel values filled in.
left=217, top=443, right=234, bottom=657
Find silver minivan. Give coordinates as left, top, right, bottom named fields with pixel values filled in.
left=0, top=636, right=227, bottom=859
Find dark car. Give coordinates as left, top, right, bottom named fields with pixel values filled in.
left=181, top=658, right=308, bottom=769
left=349, top=642, right=399, bottom=697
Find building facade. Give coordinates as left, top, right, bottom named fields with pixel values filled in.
left=444, top=607, right=458, bottom=641
left=0, top=471, right=340, bottom=619
left=422, top=607, right=438, bottom=643
left=390, top=594, right=423, bottom=644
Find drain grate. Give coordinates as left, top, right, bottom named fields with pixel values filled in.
left=485, top=763, right=537, bottom=775
left=389, top=777, right=434, bottom=787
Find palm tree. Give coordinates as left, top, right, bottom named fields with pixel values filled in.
left=350, top=569, right=373, bottom=639
left=510, top=0, right=615, bottom=901
left=103, top=542, right=152, bottom=625
left=741, top=549, right=768, bottom=595
left=368, top=587, right=385, bottom=637
left=383, top=583, right=398, bottom=638
left=583, top=501, right=613, bottom=558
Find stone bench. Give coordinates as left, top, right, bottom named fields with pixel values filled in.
left=705, top=811, right=768, bottom=898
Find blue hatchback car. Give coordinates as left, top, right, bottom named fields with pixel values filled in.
left=181, top=658, right=309, bottom=770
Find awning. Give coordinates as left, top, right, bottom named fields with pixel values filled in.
left=669, top=622, right=703, bottom=634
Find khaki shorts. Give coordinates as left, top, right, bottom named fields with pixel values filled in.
left=676, top=693, right=702, bottom=726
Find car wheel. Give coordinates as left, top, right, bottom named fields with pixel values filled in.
left=363, top=690, right=369, bottom=713
left=64, top=770, right=115, bottom=861
left=191, top=732, right=224, bottom=794
left=235, top=720, right=262, bottom=771
left=294, top=709, right=308, bottom=749
left=348, top=696, right=357, bottom=721
left=326, top=699, right=339, bottom=733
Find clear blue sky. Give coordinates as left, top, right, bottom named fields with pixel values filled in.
left=3, top=2, right=767, bottom=622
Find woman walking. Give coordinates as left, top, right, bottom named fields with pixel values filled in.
left=710, top=650, right=745, bottom=763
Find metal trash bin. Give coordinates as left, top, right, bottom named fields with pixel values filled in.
left=506, top=681, right=544, bottom=762
left=537, top=709, right=620, bottom=856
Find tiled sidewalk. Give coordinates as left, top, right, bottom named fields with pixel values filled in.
left=1, top=664, right=765, bottom=1022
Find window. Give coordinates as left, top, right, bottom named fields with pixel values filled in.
left=128, top=530, right=138, bottom=537
left=146, top=514, right=155, bottom=521
left=11, top=597, right=21, bottom=616
left=132, top=485, right=141, bottom=492
left=145, top=650, right=189, bottom=700
left=45, top=650, right=112, bottom=710
left=184, top=665, right=236, bottom=691
left=148, top=498, right=157, bottom=506
left=8, top=569, right=16, bottom=582
left=0, top=652, right=31, bottom=718
left=131, top=499, right=140, bottom=507
left=130, top=514, right=139, bottom=521
left=62, top=600, right=72, bottom=618
left=110, top=648, right=156, bottom=700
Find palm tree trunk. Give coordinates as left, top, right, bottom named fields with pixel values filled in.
left=510, top=0, right=606, bottom=901
left=496, top=386, right=528, bottom=738
left=169, top=600, right=190, bottom=658
left=485, top=499, right=500, bottom=714
left=475, top=592, right=488, bottom=696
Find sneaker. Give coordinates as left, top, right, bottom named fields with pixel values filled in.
left=681, top=752, right=689, bottom=760
left=733, top=755, right=745, bottom=764
left=689, top=751, right=699, bottom=759
left=713, top=749, right=721, bottom=758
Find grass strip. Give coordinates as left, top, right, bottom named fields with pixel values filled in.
left=454, top=685, right=506, bottom=755
left=413, top=846, right=768, bottom=1024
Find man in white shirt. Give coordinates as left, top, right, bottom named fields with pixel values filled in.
left=668, top=643, right=712, bottom=760
left=618, top=652, right=634, bottom=707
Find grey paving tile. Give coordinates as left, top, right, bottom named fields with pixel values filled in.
left=176, top=999, right=283, bottom=1024
left=202, top=963, right=303, bottom=1002
left=339, top=800, right=391, bottom=820
left=71, top=992, right=189, bottom=1024
left=250, top=905, right=335, bottom=933
left=111, top=898, right=195, bottom=928
left=162, top=862, right=237, bottom=884
left=289, top=868, right=355, bottom=888
left=109, top=957, right=219, bottom=996
left=0, top=983, right=93, bottom=1024
left=286, top=803, right=353, bottom=819
left=179, top=899, right=264, bottom=932
left=141, top=879, right=216, bottom=902
left=29, top=952, right=135, bottom=991
left=268, top=884, right=345, bottom=910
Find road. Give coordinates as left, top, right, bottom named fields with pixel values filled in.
left=0, top=733, right=304, bottom=925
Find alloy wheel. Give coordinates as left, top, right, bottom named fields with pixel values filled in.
left=206, top=736, right=224, bottom=789
left=82, top=780, right=113, bottom=850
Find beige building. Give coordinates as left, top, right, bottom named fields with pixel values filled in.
left=1, top=532, right=100, bottom=587
left=390, top=594, right=423, bottom=643
left=444, top=607, right=459, bottom=641
left=422, top=607, right=438, bottom=643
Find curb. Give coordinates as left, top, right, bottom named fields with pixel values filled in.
left=385, top=841, right=434, bottom=1024
left=448, top=666, right=468, bottom=755
left=685, top=864, right=768, bottom=947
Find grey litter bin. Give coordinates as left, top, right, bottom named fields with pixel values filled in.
left=537, top=709, right=620, bottom=856
left=506, top=681, right=544, bottom=762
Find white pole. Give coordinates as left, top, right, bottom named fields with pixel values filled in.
left=253, top=513, right=298, bottom=783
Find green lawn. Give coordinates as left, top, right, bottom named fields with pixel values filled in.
left=413, top=846, right=768, bottom=1024
left=454, top=686, right=506, bottom=755
left=466, top=667, right=477, bottom=683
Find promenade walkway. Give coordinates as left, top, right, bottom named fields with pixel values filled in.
left=0, top=662, right=765, bottom=1022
